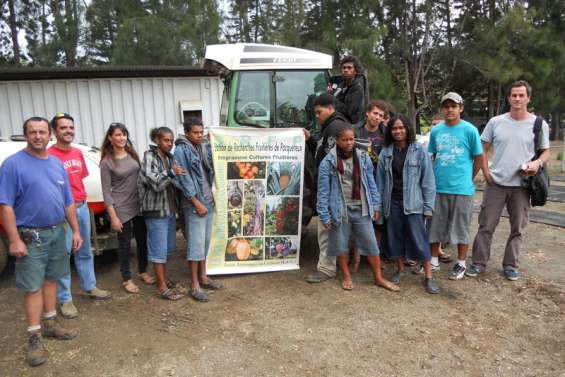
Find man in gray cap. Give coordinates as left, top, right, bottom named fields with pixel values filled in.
left=426, top=92, right=488, bottom=280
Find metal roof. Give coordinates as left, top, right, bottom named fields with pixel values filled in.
left=0, top=66, right=216, bottom=81
left=205, top=43, right=333, bottom=71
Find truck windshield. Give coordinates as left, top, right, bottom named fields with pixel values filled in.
left=234, top=71, right=272, bottom=128
left=233, top=70, right=327, bottom=129
left=274, top=71, right=327, bottom=130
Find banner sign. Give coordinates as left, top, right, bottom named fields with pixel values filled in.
left=207, top=127, right=305, bottom=275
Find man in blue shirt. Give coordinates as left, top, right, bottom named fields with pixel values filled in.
left=427, top=93, right=487, bottom=280
left=0, top=117, right=83, bottom=367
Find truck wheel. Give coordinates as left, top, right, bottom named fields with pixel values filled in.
left=0, top=237, right=8, bottom=276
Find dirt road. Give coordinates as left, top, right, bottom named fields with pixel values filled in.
left=1, top=206, right=564, bottom=377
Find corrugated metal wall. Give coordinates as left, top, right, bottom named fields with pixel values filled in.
left=0, top=76, right=223, bottom=152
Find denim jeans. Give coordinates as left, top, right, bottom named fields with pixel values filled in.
left=184, top=203, right=214, bottom=261
left=386, top=198, right=431, bottom=262
left=57, top=204, right=96, bottom=303
left=146, top=215, right=176, bottom=264
left=327, top=206, right=379, bottom=257
left=118, top=216, right=148, bottom=281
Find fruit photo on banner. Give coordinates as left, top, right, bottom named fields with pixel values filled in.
left=227, top=161, right=266, bottom=180
left=225, top=237, right=264, bottom=262
left=265, top=237, right=298, bottom=259
left=265, top=197, right=299, bottom=236
left=242, top=181, right=265, bottom=236
left=267, top=162, right=301, bottom=196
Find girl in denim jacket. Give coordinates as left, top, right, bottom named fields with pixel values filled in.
left=376, top=114, right=439, bottom=294
left=317, top=127, right=398, bottom=292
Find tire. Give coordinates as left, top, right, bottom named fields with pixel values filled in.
left=0, top=237, right=8, bottom=276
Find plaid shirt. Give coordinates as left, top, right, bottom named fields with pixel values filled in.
left=138, top=145, right=177, bottom=217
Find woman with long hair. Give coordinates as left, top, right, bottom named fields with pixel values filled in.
left=376, top=114, right=439, bottom=294
left=100, top=123, right=154, bottom=293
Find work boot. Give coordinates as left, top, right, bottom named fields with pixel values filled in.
left=86, top=287, right=112, bottom=300
left=42, top=317, right=78, bottom=340
left=59, top=301, right=78, bottom=319
left=27, top=332, right=48, bottom=367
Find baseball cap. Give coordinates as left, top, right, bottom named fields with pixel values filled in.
left=441, top=92, right=463, bottom=105
left=50, top=112, right=74, bottom=128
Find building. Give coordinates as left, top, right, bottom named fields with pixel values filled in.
left=0, top=66, right=222, bottom=151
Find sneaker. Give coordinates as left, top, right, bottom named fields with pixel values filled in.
left=390, top=271, right=401, bottom=284
left=200, top=279, right=223, bottom=290
left=503, top=269, right=519, bottom=281
left=449, top=263, right=466, bottom=280
left=42, top=318, right=78, bottom=340
left=465, top=264, right=482, bottom=278
left=305, top=271, right=334, bottom=283
left=86, top=287, right=112, bottom=300
left=424, top=278, right=440, bottom=294
left=190, top=288, right=209, bottom=302
left=412, top=264, right=440, bottom=275
left=59, top=301, right=78, bottom=319
left=27, top=332, right=48, bottom=367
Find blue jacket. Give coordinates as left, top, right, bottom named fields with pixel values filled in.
left=376, top=143, right=435, bottom=218
left=317, top=147, right=380, bottom=226
left=173, top=135, right=214, bottom=205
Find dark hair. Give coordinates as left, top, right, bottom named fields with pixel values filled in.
left=23, top=117, right=49, bottom=135
left=365, top=100, right=390, bottom=117
left=149, top=126, right=174, bottom=143
left=50, top=112, right=74, bottom=130
left=384, top=114, right=416, bottom=147
left=183, top=117, right=203, bottom=133
left=313, top=93, right=336, bottom=108
left=340, top=55, right=363, bottom=74
left=507, top=80, right=532, bottom=97
left=100, top=122, right=140, bottom=165
left=335, top=125, right=355, bottom=139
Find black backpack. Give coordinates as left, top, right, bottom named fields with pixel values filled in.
left=521, top=116, right=549, bottom=206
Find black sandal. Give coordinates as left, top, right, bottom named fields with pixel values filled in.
left=160, top=288, right=184, bottom=301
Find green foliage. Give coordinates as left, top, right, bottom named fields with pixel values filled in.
left=0, top=0, right=562, bottom=129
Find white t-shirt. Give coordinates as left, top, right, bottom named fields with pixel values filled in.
left=481, top=113, right=550, bottom=186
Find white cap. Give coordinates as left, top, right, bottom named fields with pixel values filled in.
left=441, top=92, right=463, bottom=105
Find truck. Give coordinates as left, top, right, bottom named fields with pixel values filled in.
left=0, top=43, right=361, bottom=274
left=203, top=43, right=335, bottom=223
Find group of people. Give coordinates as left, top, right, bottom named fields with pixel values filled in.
left=305, top=58, right=550, bottom=296
left=0, top=115, right=219, bottom=367
left=0, top=51, right=550, bottom=367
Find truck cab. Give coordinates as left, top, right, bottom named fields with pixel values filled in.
left=204, top=44, right=333, bottom=223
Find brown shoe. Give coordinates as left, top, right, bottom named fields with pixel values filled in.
left=42, top=318, right=78, bottom=340
left=27, top=332, right=48, bottom=367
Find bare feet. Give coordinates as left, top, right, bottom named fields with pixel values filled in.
left=138, top=272, right=155, bottom=285
left=341, top=279, right=354, bottom=290
left=122, top=279, right=139, bottom=294
left=375, top=278, right=400, bottom=292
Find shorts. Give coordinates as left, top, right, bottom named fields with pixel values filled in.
left=184, top=203, right=214, bottom=261
left=428, top=193, right=474, bottom=245
left=327, top=205, right=379, bottom=257
left=146, top=215, right=177, bottom=263
left=15, top=222, right=69, bottom=292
